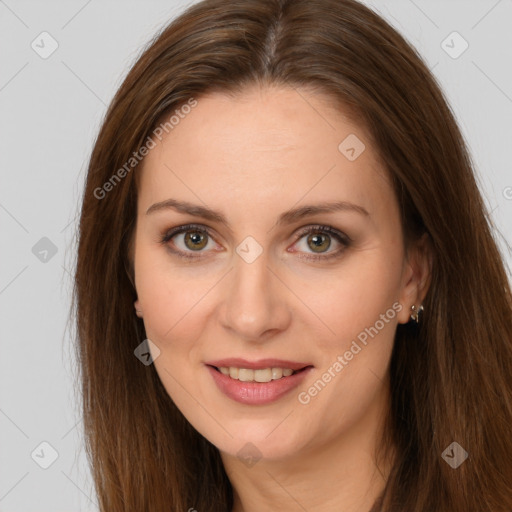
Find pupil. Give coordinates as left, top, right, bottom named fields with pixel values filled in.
left=186, top=231, right=206, bottom=250
left=310, top=234, right=330, bottom=252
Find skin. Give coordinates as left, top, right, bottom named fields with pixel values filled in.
left=131, top=85, right=431, bottom=512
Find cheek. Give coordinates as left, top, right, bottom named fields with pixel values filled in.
left=134, top=246, right=209, bottom=344
left=136, top=240, right=403, bottom=348
left=292, top=258, right=400, bottom=437
left=294, top=251, right=403, bottom=347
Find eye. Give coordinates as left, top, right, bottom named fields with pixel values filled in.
left=290, top=225, right=351, bottom=261
left=160, top=223, right=351, bottom=261
left=160, top=224, right=217, bottom=259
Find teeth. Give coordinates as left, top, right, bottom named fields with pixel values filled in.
left=239, top=368, right=255, bottom=382
left=271, top=368, right=283, bottom=379
left=218, top=367, right=297, bottom=383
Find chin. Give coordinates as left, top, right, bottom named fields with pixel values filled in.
left=202, top=421, right=308, bottom=463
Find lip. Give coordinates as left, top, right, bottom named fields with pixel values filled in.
left=205, top=362, right=314, bottom=405
left=204, top=358, right=311, bottom=371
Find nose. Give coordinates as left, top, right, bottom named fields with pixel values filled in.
left=219, top=249, right=291, bottom=342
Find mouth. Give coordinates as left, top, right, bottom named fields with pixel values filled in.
left=204, top=359, right=314, bottom=405
left=208, top=365, right=311, bottom=383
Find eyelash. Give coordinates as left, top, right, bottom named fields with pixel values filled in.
left=159, top=223, right=351, bottom=262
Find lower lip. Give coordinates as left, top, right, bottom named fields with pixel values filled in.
left=206, top=365, right=313, bottom=405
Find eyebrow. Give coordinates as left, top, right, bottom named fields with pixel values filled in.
left=145, top=198, right=369, bottom=226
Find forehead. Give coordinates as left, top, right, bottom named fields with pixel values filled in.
left=137, top=86, right=393, bottom=220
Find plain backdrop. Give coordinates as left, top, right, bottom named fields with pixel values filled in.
left=0, top=0, right=511, bottom=510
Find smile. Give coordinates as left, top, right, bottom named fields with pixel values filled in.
left=205, top=362, right=313, bottom=405
left=217, top=366, right=297, bottom=382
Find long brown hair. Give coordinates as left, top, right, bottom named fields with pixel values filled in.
left=73, top=0, right=512, bottom=510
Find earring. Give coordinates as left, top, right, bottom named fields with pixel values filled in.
left=410, top=304, right=424, bottom=323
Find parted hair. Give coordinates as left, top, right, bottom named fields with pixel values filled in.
left=73, top=0, right=512, bottom=510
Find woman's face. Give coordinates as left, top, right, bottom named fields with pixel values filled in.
left=132, top=85, right=422, bottom=461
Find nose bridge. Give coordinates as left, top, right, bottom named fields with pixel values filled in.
left=221, top=241, right=290, bottom=339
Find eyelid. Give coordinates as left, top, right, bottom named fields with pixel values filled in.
left=160, top=223, right=351, bottom=260
left=289, top=225, right=351, bottom=261
left=292, top=225, right=352, bottom=244
left=161, top=223, right=217, bottom=244
left=160, top=223, right=220, bottom=258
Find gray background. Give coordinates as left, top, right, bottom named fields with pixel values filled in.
left=1, top=0, right=511, bottom=510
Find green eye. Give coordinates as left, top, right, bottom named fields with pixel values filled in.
left=291, top=225, right=351, bottom=261
left=160, top=223, right=351, bottom=261
left=182, top=230, right=209, bottom=251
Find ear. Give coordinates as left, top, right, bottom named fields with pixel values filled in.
left=134, top=299, right=143, bottom=318
left=396, top=232, right=433, bottom=324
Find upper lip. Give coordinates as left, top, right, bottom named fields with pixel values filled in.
left=205, top=358, right=312, bottom=371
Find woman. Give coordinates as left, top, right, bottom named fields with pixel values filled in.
left=73, top=0, right=512, bottom=510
